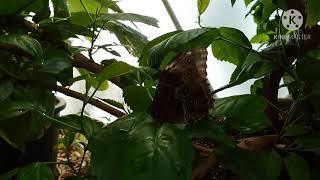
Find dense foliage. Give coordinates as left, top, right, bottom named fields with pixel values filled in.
left=0, top=0, right=320, bottom=179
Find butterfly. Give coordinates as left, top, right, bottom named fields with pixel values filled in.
left=151, top=48, right=214, bottom=125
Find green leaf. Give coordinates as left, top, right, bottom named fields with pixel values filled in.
left=230, top=51, right=274, bottom=84
left=77, top=68, right=109, bottom=91
left=32, top=0, right=51, bottom=23
left=17, top=162, right=54, bottom=180
left=88, top=113, right=194, bottom=180
left=81, top=116, right=104, bottom=139
left=96, top=61, right=134, bottom=83
left=145, top=28, right=219, bottom=69
left=252, top=0, right=277, bottom=23
left=105, top=21, right=149, bottom=57
left=295, top=132, right=320, bottom=152
left=231, top=0, right=237, bottom=6
left=284, top=152, right=310, bottom=180
left=0, top=101, right=35, bottom=121
left=197, top=0, right=210, bottom=15
left=98, top=13, right=159, bottom=27
left=0, top=168, right=18, bottom=180
left=52, top=0, right=70, bottom=18
left=251, top=33, right=270, bottom=44
left=296, top=53, right=320, bottom=83
left=313, top=81, right=320, bottom=95
left=210, top=95, right=272, bottom=133
left=215, top=147, right=282, bottom=180
left=101, top=98, right=125, bottom=110
left=40, top=47, right=73, bottom=74
left=244, top=0, right=253, bottom=6
left=55, top=115, right=103, bottom=139
left=67, top=0, right=105, bottom=13
left=189, top=120, right=234, bottom=147
left=0, top=0, right=35, bottom=15
left=123, top=86, right=153, bottom=112
left=0, top=80, right=13, bottom=102
left=285, top=122, right=306, bottom=137
left=212, top=27, right=252, bottom=65
left=139, top=30, right=181, bottom=66
left=306, top=0, right=320, bottom=27
left=69, top=11, right=94, bottom=27
left=0, top=34, right=43, bottom=64
left=40, top=18, right=92, bottom=39
left=250, top=78, right=264, bottom=95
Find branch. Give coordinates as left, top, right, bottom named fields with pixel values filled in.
left=45, top=83, right=126, bottom=117
left=24, top=20, right=125, bottom=89
left=72, top=53, right=124, bottom=88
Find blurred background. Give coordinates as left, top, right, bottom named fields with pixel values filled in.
left=58, top=0, right=287, bottom=121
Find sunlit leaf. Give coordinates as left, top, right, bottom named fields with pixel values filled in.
left=197, top=0, right=210, bottom=14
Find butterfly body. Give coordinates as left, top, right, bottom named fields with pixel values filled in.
left=151, top=48, right=213, bottom=124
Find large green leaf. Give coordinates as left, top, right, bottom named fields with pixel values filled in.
left=215, top=147, right=282, bottom=180
left=251, top=0, right=277, bottom=24
left=67, top=0, right=105, bottom=13
left=284, top=152, right=310, bottom=180
left=96, top=61, right=134, bottom=83
left=0, top=80, right=14, bottom=102
left=295, top=132, right=320, bottom=152
left=0, top=168, right=18, bottom=180
left=40, top=47, right=73, bottom=74
left=55, top=114, right=103, bottom=139
left=17, top=162, right=54, bottom=180
left=105, top=21, right=149, bottom=57
left=197, top=0, right=210, bottom=15
left=139, top=31, right=181, bottom=66
left=297, top=49, right=320, bottom=83
left=123, top=85, right=153, bottom=112
left=251, top=33, right=270, bottom=44
left=69, top=11, right=94, bottom=27
left=0, top=0, right=36, bottom=15
left=143, top=28, right=219, bottom=69
left=188, top=120, right=234, bottom=147
left=88, top=113, right=194, bottom=180
left=230, top=51, right=274, bottom=84
left=0, top=34, right=43, bottom=64
left=32, top=0, right=51, bottom=23
left=306, top=0, right=320, bottom=27
left=52, top=0, right=70, bottom=18
left=212, top=27, right=251, bottom=65
left=210, top=95, right=272, bottom=133
left=40, top=18, right=92, bottom=39
left=98, top=13, right=159, bottom=27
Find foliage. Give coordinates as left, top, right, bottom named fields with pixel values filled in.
left=0, top=0, right=320, bottom=179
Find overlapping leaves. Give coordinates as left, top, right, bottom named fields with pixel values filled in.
left=88, top=113, right=194, bottom=180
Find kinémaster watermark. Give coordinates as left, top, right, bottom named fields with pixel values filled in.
left=274, top=9, right=311, bottom=41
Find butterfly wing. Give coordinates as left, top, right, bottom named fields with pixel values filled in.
left=151, top=48, right=213, bottom=124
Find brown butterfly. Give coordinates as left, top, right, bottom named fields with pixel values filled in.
left=151, top=48, right=213, bottom=125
